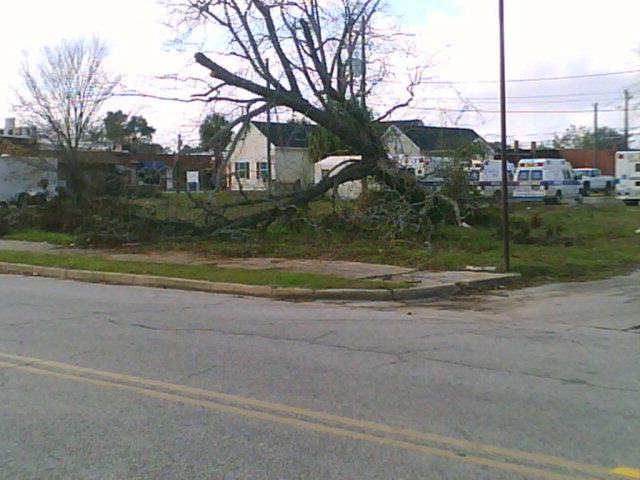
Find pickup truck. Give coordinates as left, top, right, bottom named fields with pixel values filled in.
left=573, top=167, right=615, bottom=196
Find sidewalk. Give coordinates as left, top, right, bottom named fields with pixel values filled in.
left=0, top=240, right=521, bottom=301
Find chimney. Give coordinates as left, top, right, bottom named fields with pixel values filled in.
left=531, top=141, right=537, bottom=157
left=513, top=140, right=519, bottom=152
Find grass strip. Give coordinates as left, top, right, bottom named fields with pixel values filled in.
left=0, top=250, right=406, bottom=290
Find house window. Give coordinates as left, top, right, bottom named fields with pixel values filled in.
left=257, top=162, right=270, bottom=180
left=234, top=161, right=250, bottom=179
left=635, top=163, right=640, bottom=172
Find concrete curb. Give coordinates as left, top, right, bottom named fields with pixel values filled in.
left=455, top=273, right=522, bottom=292
left=0, top=262, right=521, bottom=301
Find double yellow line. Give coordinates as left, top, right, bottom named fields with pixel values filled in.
left=0, top=351, right=637, bottom=480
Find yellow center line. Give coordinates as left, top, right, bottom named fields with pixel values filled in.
left=0, top=359, right=583, bottom=480
left=610, top=467, right=640, bottom=479
left=0, top=351, right=635, bottom=479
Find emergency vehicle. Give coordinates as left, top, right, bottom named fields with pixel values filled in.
left=614, top=150, right=640, bottom=206
left=392, top=155, right=447, bottom=188
left=512, top=158, right=582, bottom=204
left=471, top=159, right=516, bottom=202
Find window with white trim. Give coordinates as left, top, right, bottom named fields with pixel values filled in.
left=257, top=162, right=269, bottom=180
left=234, top=161, right=250, bottom=179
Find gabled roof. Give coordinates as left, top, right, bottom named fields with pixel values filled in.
left=252, top=121, right=315, bottom=148
left=391, top=123, right=488, bottom=151
left=379, top=119, right=424, bottom=129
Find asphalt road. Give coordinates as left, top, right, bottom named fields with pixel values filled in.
left=1, top=272, right=639, bottom=480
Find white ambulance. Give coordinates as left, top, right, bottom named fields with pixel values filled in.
left=391, top=155, right=447, bottom=188
left=614, top=150, right=640, bottom=206
left=471, top=159, right=516, bottom=202
left=513, top=158, right=582, bottom=204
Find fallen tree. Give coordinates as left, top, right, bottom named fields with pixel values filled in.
left=162, top=0, right=446, bottom=232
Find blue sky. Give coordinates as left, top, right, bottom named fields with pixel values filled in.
left=2, top=0, right=639, bottom=149
left=390, top=0, right=461, bottom=24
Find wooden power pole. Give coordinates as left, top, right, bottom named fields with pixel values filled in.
left=624, top=89, right=631, bottom=150
left=593, top=103, right=598, bottom=168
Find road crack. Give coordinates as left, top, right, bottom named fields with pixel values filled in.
left=408, top=354, right=640, bottom=393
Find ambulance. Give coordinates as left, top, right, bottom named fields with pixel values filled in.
left=512, top=158, right=582, bottom=204
left=391, top=155, right=447, bottom=188
left=614, top=150, right=640, bottom=206
left=472, top=159, right=516, bottom=202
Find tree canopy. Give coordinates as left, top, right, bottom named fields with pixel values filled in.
left=308, top=126, right=357, bottom=163
left=199, top=113, right=231, bottom=154
left=103, top=110, right=156, bottom=148
left=552, top=125, right=625, bottom=150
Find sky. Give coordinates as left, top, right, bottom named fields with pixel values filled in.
left=1, top=0, right=639, bottom=151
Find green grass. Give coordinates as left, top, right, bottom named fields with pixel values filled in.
left=0, top=250, right=404, bottom=290
left=3, top=198, right=639, bottom=287
left=5, top=229, right=74, bottom=244
left=415, top=203, right=639, bottom=282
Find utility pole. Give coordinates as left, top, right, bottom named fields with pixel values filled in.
left=265, top=59, right=272, bottom=194
left=498, top=0, right=510, bottom=272
left=593, top=103, right=598, bottom=168
left=624, top=89, right=631, bottom=150
left=176, top=133, right=183, bottom=192
left=359, top=15, right=367, bottom=110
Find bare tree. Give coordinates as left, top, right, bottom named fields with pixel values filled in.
left=15, top=37, right=121, bottom=199
left=158, top=0, right=441, bottom=235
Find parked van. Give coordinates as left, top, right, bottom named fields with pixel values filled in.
left=470, top=159, right=516, bottom=201
left=513, top=158, right=582, bottom=204
left=614, top=150, right=640, bottom=206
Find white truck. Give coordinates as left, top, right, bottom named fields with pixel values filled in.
left=470, top=159, right=516, bottom=202
left=573, top=167, right=615, bottom=196
left=513, top=158, right=582, bottom=204
left=391, top=154, right=447, bottom=188
left=0, top=154, right=58, bottom=207
left=614, top=150, right=640, bottom=206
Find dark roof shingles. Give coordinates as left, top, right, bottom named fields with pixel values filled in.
left=395, top=124, right=483, bottom=151
left=252, top=121, right=315, bottom=148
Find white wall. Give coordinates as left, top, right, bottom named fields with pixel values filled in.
left=227, top=125, right=273, bottom=191
left=382, top=126, right=421, bottom=157
left=227, top=124, right=314, bottom=191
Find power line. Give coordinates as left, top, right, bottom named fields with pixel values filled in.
left=454, top=97, right=622, bottom=106
left=426, top=69, right=640, bottom=85
left=399, top=105, right=633, bottom=114
left=434, top=90, right=631, bottom=100
left=113, top=91, right=205, bottom=103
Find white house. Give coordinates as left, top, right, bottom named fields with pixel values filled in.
left=226, top=119, right=494, bottom=192
left=227, top=121, right=315, bottom=192
left=382, top=120, right=495, bottom=169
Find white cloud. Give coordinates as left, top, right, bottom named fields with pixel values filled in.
left=391, top=0, right=640, bottom=145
